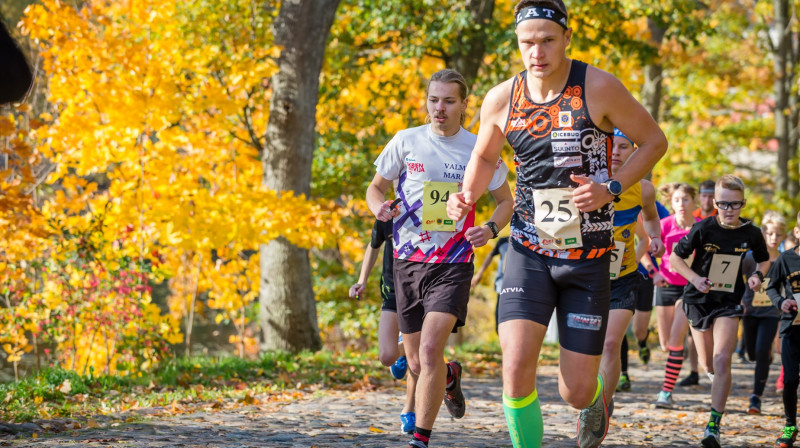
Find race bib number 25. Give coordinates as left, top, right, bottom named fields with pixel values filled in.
left=533, top=188, right=582, bottom=250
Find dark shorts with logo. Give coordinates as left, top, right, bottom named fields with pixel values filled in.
left=393, top=259, right=473, bottom=334
left=636, top=274, right=655, bottom=312
left=610, top=272, right=641, bottom=312
left=683, top=301, right=743, bottom=331
left=655, top=284, right=685, bottom=307
left=498, top=242, right=611, bottom=356
left=380, top=274, right=397, bottom=312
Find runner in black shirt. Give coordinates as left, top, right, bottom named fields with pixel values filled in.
left=670, top=175, right=769, bottom=448
left=766, top=210, right=800, bottom=448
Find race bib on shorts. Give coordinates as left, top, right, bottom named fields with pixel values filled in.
left=533, top=188, right=582, bottom=250
left=422, top=181, right=459, bottom=231
left=609, top=240, right=626, bottom=279
left=707, top=253, right=741, bottom=292
left=751, top=278, right=772, bottom=307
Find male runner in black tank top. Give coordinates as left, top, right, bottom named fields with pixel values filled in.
left=447, top=1, right=667, bottom=447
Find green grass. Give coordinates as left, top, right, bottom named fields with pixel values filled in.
left=0, top=342, right=559, bottom=422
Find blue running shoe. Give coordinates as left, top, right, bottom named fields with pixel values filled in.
left=400, top=412, right=416, bottom=434
left=391, top=355, right=408, bottom=380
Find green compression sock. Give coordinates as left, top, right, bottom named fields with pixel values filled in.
left=503, top=389, right=543, bottom=448
left=590, top=374, right=603, bottom=406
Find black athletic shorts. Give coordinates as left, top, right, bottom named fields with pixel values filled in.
left=655, top=284, right=684, bottom=307
left=498, top=242, right=611, bottom=356
left=393, top=259, right=473, bottom=334
left=380, top=273, right=397, bottom=312
left=610, top=272, right=641, bottom=312
left=683, top=301, right=743, bottom=331
left=636, top=274, right=654, bottom=312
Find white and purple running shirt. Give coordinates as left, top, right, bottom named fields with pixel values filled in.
left=375, top=124, right=509, bottom=264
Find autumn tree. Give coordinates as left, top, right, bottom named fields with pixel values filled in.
left=260, top=0, right=341, bottom=352
left=762, top=0, right=800, bottom=197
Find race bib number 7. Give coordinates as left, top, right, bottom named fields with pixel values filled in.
left=708, top=253, right=741, bottom=292
left=422, top=181, right=459, bottom=231
left=533, top=188, right=582, bottom=250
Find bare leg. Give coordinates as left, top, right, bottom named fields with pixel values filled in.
left=600, top=309, right=635, bottom=398
left=656, top=305, right=676, bottom=351
left=378, top=311, right=401, bottom=366
left=413, top=312, right=458, bottom=430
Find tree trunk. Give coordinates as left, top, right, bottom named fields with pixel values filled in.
left=449, top=0, right=495, bottom=89
left=259, top=0, right=339, bottom=352
left=770, top=0, right=800, bottom=197
left=639, top=18, right=667, bottom=181
left=641, top=18, right=667, bottom=122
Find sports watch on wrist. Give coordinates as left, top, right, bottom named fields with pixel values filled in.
left=485, top=221, right=499, bottom=239
left=605, top=178, right=623, bottom=197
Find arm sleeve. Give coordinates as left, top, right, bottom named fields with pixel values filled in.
left=766, top=255, right=786, bottom=307
left=370, top=219, right=385, bottom=249
left=750, top=227, right=771, bottom=263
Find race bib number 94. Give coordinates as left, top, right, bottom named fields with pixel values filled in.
left=422, top=181, right=459, bottom=231
left=533, top=188, right=582, bottom=250
left=708, top=253, right=741, bottom=292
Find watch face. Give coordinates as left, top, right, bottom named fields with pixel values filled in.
left=608, top=180, right=622, bottom=195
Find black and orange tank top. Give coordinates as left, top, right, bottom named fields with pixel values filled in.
left=504, top=60, right=614, bottom=260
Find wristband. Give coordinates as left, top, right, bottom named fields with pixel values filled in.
left=753, top=270, right=764, bottom=282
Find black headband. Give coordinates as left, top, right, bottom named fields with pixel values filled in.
left=515, top=6, right=568, bottom=30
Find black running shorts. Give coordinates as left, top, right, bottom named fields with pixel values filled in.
left=380, top=273, right=397, bottom=312
left=655, top=284, right=684, bottom=307
left=498, top=241, right=611, bottom=356
left=636, top=274, right=655, bottom=312
left=683, top=301, right=743, bottom=331
left=393, top=259, right=473, bottom=334
left=610, top=272, right=641, bottom=312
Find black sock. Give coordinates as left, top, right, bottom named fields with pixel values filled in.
left=413, top=427, right=432, bottom=446
left=620, top=336, right=629, bottom=373
left=638, top=329, right=649, bottom=347
left=446, top=363, right=453, bottom=388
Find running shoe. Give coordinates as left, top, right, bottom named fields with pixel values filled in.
left=577, top=376, right=609, bottom=448
left=391, top=356, right=408, bottom=380
left=678, top=371, right=699, bottom=387
left=702, top=423, right=721, bottom=448
left=747, top=394, right=761, bottom=414
left=706, top=372, right=715, bottom=382
left=654, top=390, right=673, bottom=409
left=443, top=361, right=465, bottom=418
left=400, top=412, right=416, bottom=434
left=776, top=425, right=798, bottom=448
left=638, top=345, right=651, bottom=365
left=408, top=440, right=427, bottom=448
left=616, top=373, right=631, bottom=392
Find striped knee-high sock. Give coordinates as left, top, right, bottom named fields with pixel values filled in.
left=662, top=346, right=684, bottom=392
